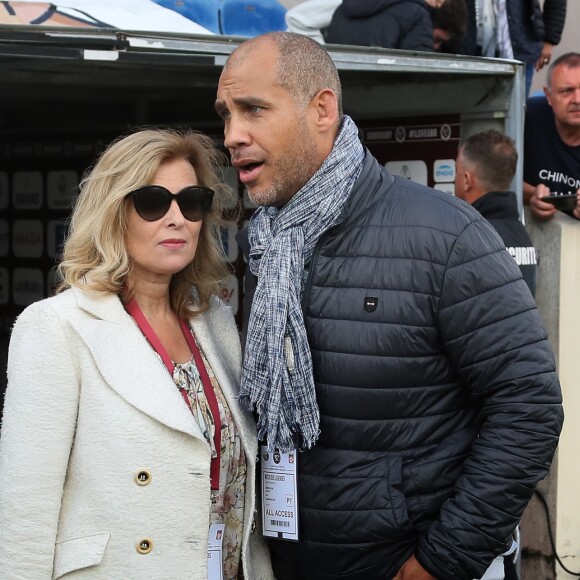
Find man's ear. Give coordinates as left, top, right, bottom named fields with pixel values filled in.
left=463, top=168, right=475, bottom=192
left=310, top=88, right=339, bottom=132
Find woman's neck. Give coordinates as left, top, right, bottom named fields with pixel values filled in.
left=126, top=278, right=174, bottom=321
left=125, top=278, right=192, bottom=364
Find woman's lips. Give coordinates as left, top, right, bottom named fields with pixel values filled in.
left=160, top=239, right=186, bottom=249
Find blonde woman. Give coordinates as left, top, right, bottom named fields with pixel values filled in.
left=0, top=128, right=273, bottom=580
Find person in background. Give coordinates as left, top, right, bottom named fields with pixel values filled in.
left=444, top=0, right=566, bottom=97
left=215, top=31, right=563, bottom=580
left=0, top=128, right=274, bottom=580
left=285, top=0, right=341, bottom=43
left=325, top=0, right=467, bottom=51
left=524, top=52, right=580, bottom=221
left=456, top=130, right=534, bottom=580
left=455, top=129, right=537, bottom=296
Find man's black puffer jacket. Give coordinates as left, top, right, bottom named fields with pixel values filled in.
left=325, top=0, right=433, bottom=52
left=240, top=151, right=563, bottom=580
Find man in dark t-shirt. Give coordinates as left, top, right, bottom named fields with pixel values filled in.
left=523, top=52, right=580, bottom=221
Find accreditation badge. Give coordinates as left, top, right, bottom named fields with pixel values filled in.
left=260, top=446, right=299, bottom=541
left=207, top=523, right=225, bottom=580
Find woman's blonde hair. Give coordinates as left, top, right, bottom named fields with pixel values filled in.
left=57, top=127, right=236, bottom=318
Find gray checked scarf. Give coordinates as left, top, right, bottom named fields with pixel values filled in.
left=239, top=115, right=364, bottom=452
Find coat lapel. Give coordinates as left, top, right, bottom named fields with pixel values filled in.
left=68, top=289, right=257, bottom=458
left=69, top=288, right=203, bottom=440
left=188, top=299, right=258, bottom=460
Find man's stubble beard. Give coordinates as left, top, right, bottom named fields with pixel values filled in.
left=247, top=121, right=320, bottom=207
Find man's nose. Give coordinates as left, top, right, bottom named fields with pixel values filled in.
left=224, top=115, right=250, bottom=150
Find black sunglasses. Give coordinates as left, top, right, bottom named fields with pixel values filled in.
left=127, top=185, right=214, bottom=222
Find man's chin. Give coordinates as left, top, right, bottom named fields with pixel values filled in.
left=246, top=185, right=280, bottom=207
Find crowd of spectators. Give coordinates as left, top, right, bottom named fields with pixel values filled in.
left=286, top=0, right=566, bottom=96
left=285, top=1, right=579, bottom=225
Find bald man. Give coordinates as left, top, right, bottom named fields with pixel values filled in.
left=215, top=32, right=562, bottom=580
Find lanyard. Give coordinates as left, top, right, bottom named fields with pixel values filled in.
left=125, top=298, right=221, bottom=491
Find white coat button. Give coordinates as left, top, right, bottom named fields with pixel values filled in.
left=137, top=538, right=153, bottom=554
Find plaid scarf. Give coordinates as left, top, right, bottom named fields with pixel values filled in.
left=239, top=116, right=364, bottom=452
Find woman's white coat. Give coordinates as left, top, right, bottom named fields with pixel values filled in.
left=0, top=287, right=273, bottom=579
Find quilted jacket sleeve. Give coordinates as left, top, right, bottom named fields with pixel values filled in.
left=415, top=218, right=563, bottom=579
left=0, top=301, right=80, bottom=579
left=542, top=0, right=567, bottom=46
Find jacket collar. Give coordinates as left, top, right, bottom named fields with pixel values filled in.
left=73, top=285, right=126, bottom=322
left=340, top=148, right=395, bottom=225
left=472, top=190, right=520, bottom=220
left=68, top=288, right=204, bottom=441
left=67, top=288, right=256, bottom=456
left=236, top=150, right=394, bottom=259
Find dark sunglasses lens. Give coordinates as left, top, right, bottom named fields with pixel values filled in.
left=177, top=187, right=214, bottom=221
left=132, top=187, right=170, bottom=221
